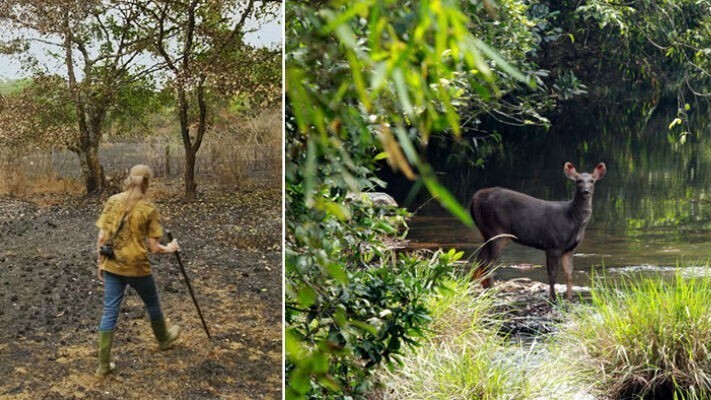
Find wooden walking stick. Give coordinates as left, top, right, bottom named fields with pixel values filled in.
left=167, top=230, right=211, bottom=339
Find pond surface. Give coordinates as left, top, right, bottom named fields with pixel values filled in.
left=406, top=215, right=711, bottom=286
left=383, top=99, right=711, bottom=285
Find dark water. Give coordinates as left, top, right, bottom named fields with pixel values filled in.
left=383, top=99, right=711, bottom=285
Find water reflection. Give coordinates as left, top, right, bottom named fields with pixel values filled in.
left=384, top=99, right=711, bottom=284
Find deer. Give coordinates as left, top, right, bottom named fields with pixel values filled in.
left=469, top=162, right=607, bottom=301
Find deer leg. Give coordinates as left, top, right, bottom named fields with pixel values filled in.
left=545, top=251, right=560, bottom=302
left=472, top=243, right=493, bottom=288
left=561, top=251, right=574, bottom=301
left=473, top=238, right=506, bottom=289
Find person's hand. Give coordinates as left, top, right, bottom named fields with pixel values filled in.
left=166, top=238, right=180, bottom=253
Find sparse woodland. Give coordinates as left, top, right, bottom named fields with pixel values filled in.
left=0, top=1, right=283, bottom=399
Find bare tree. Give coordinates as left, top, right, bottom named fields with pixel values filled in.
left=138, top=0, right=281, bottom=200
left=0, top=0, right=154, bottom=195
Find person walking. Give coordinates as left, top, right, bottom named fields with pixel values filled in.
left=94, top=164, right=181, bottom=378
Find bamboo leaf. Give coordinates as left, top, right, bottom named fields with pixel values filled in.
left=374, top=151, right=389, bottom=161
left=474, top=38, right=529, bottom=84
left=421, top=165, right=473, bottom=227
left=392, top=68, right=414, bottom=117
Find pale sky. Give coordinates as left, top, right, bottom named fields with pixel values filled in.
left=0, top=13, right=282, bottom=80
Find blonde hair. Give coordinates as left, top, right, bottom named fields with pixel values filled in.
left=122, top=164, right=153, bottom=212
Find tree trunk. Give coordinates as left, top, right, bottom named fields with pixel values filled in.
left=76, top=144, right=105, bottom=196
left=178, top=88, right=197, bottom=200
left=177, top=82, right=207, bottom=202
left=165, top=144, right=171, bottom=177
left=184, top=148, right=197, bottom=201
left=63, top=12, right=106, bottom=196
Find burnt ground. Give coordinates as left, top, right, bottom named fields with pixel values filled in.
left=0, top=181, right=282, bottom=399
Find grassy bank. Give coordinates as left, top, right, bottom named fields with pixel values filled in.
left=371, top=270, right=711, bottom=400
left=372, top=279, right=584, bottom=400
left=557, top=272, right=711, bottom=400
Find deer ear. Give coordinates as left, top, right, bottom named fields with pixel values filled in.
left=564, top=162, right=578, bottom=180
left=593, top=162, right=607, bottom=180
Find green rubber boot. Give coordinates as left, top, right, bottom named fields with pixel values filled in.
left=95, top=330, right=116, bottom=377
left=151, top=319, right=180, bottom=350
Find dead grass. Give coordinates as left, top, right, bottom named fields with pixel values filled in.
left=1, top=108, right=281, bottom=201
left=135, top=110, right=281, bottom=187
left=201, top=110, right=282, bottom=186
left=0, top=148, right=84, bottom=200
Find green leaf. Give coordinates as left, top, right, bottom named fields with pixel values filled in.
left=346, top=51, right=370, bottom=111
left=350, top=320, right=379, bottom=335
left=332, top=21, right=358, bottom=50
left=317, top=375, right=342, bottom=392
left=421, top=165, right=473, bottom=227
left=393, top=125, right=419, bottom=165
left=374, top=151, right=389, bottom=161
left=312, top=352, right=329, bottom=374
left=474, top=38, right=529, bottom=84
left=326, top=263, right=348, bottom=284
left=304, top=138, right=317, bottom=206
left=322, top=200, right=351, bottom=221
left=332, top=307, right=347, bottom=326
left=285, top=328, right=306, bottom=361
left=371, top=61, right=388, bottom=91
left=392, top=68, right=414, bottom=117
left=298, top=286, right=318, bottom=308
left=288, top=370, right=311, bottom=396
left=438, top=84, right=460, bottom=136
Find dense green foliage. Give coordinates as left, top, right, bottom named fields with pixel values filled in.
left=287, top=220, right=462, bottom=396
left=570, top=0, right=710, bottom=96
left=559, top=273, right=711, bottom=399
left=284, top=0, right=543, bottom=397
left=286, top=0, right=710, bottom=398
left=461, top=0, right=710, bottom=145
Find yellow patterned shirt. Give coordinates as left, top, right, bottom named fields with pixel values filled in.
left=96, top=193, right=164, bottom=277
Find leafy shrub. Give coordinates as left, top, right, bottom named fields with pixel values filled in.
left=284, top=0, right=541, bottom=398
left=286, top=185, right=461, bottom=398
left=558, top=273, right=711, bottom=399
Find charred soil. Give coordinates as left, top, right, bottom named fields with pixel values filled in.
left=0, top=182, right=282, bottom=399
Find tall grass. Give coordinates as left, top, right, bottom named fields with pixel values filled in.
left=0, top=148, right=82, bottom=197
left=129, top=109, right=282, bottom=187
left=202, top=110, right=281, bottom=186
left=558, top=272, right=711, bottom=400
left=374, top=279, right=583, bottom=400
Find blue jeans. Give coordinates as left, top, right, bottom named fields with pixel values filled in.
left=99, top=271, right=164, bottom=331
